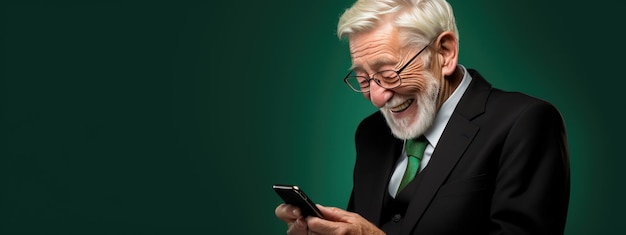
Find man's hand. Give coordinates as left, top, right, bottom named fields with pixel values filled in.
left=275, top=203, right=385, bottom=235
left=307, top=205, right=385, bottom=235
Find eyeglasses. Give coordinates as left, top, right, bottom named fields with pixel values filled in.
left=343, top=40, right=433, bottom=93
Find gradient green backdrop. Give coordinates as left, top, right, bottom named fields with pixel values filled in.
left=1, top=1, right=623, bottom=234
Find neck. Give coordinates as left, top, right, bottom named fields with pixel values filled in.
left=436, top=66, right=463, bottom=110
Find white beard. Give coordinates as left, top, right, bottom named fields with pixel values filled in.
left=380, top=72, right=440, bottom=140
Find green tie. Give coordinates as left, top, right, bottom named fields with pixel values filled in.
left=397, top=136, right=427, bottom=195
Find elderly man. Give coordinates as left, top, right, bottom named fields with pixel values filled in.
left=275, top=0, right=570, bottom=234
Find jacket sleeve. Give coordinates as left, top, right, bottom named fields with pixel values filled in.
left=489, top=100, right=570, bottom=235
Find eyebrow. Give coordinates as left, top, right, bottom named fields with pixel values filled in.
left=349, top=56, right=399, bottom=73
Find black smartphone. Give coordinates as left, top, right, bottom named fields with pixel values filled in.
left=272, top=184, right=325, bottom=219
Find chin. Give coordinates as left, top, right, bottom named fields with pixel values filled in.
left=383, top=104, right=436, bottom=140
left=382, top=76, right=439, bottom=140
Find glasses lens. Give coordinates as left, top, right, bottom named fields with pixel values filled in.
left=346, top=76, right=369, bottom=92
left=375, top=70, right=401, bottom=88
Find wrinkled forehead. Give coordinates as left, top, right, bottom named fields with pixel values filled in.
left=347, top=23, right=402, bottom=71
left=348, top=20, right=399, bottom=53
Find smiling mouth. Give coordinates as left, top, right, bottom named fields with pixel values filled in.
left=390, top=99, right=414, bottom=113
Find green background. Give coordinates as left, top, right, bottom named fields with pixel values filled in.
left=1, top=1, right=623, bottom=234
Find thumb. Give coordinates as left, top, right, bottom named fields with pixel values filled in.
left=316, top=204, right=351, bottom=222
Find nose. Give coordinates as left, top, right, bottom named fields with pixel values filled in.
left=368, top=81, right=393, bottom=108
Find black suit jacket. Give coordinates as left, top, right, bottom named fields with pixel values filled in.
left=347, top=69, right=570, bottom=235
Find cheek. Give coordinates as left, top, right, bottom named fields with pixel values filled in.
left=362, top=92, right=371, bottom=100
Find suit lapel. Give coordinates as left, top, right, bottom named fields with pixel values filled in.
left=399, top=115, right=478, bottom=234
left=399, top=69, right=491, bottom=234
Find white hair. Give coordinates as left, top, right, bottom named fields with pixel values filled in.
left=337, top=0, right=459, bottom=53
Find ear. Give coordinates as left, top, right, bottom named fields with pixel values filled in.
left=434, top=31, right=459, bottom=76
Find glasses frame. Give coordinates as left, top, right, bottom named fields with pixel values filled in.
left=343, top=39, right=435, bottom=93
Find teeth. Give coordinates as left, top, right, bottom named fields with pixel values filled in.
left=390, top=99, right=413, bottom=112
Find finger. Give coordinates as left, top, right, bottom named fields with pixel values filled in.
left=295, top=217, right=308, bottom=230
left=309, top=206, right=384, bottom=235
left=315, top=204, right=351, bottom=222
left=275, top=203, right=302, bottom=222
left=307, top=216, right=342, bottom=235
left=286, top=217, right=308, bottom=235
